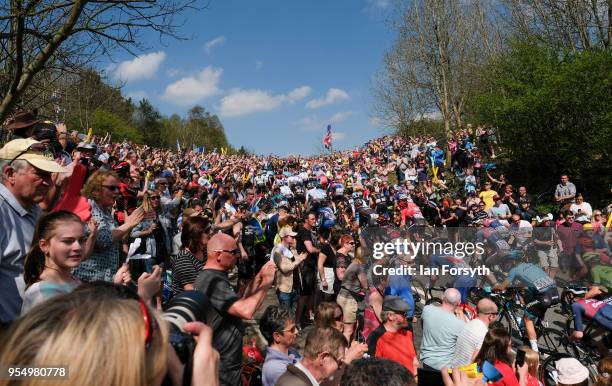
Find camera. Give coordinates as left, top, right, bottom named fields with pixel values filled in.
left=163, top=290, right=212, bottom=364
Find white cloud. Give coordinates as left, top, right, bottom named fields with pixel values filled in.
left=367, top=0, right=390, bottom=9
left=115, top=51, right=166, bottom=82
left=219, top=85, right=311, bottom=117
left=332, top=132, right=346, bottom=141
left=127, top=90, right=148, bottom=101
left=330, top=111, right=353, bottom=123
left=204, top=36, right=226, bottom=54
left=161, top=66, right=223, bottom=105
left=255, top=60, right=263, bottom=71
left=287, top=86, right=312, bottom=102
left=306, top=88, right=349, bottom=109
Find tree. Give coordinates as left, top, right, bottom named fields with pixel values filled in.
left=503, top=0, right=612, bottom=52
left=374, top=0, right=504, bottom=136
left=159, top=106, right=230, bottom=153
left=133, top=99, right=162, bottom=148
left=90, top=109, right=142, bottom=143
left=470, top=42, right=612, bottom=205
left=0, top=0, right=202, bottom=121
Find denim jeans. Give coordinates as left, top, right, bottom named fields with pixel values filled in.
left=277, top=289, right=299, bottom=311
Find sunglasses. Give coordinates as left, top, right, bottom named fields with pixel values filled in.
left=9, top=143, right=53, bottom=165
left=279, top=325, right=299, bottom=334
left=149, top=195, right=160, bottom=200
left=334, top=314, right=343, bottom=321
left=138, top=297, right=155, bottom=348
left=216, top=248, right=241, bottom=257
left=102, top=185, right=120, bottom=192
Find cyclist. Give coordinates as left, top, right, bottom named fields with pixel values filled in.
left=570, top=285, right=612, bottom=355
left=475, top=218, right=512, bottom=265
left=429, top=250, right=478, bottom=306
left=492, top=252, right=559, bottom=352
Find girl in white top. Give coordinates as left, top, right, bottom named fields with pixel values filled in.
left=22, top=211, right=96, bottom=314
left=21, top=211, right=136, bottom=315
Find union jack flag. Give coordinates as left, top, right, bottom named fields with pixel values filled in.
left=323, top=124, right=332, bottom=150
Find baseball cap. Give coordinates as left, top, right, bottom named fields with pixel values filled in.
left=536, top=213, right=554, bottom=223
left=278, top=226, right=297, bottom=238
left=555, top=358, right=589, bottom=384
left=0, top=139, right=66, bottom=173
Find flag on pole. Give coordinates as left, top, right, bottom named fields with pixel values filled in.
left=176, top=139, right=181, bottom=153
left=86, top=127, right=93, bottom=143
left=323, top=124, right=332, bottom=150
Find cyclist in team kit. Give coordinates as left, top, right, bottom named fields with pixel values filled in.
left=571, top=285, right=612, bottom=356
left=492, top=253, right=559, bottom=353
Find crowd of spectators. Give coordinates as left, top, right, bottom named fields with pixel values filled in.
left=0, top=110, right=610, bottom=386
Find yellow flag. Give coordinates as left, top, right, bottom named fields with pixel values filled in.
left=86, top=127, right=93, bottom=142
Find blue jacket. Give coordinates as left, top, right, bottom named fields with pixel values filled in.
left=262, top=347, right=301, bottom=386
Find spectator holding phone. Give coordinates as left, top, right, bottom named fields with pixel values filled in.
left=474, top=328, right=528, bottom=386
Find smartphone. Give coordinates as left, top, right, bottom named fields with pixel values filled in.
left=515, top=348, right=526, bottom=367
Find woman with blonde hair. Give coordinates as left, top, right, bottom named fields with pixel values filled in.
left=73, top=170, right=144, bottom=283
left=1, top=283, right=219, bottom=386
left=131, top=189, right=165, bottom=265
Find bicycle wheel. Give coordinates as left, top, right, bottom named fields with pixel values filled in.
left=538, top=328, right=570, bottom=355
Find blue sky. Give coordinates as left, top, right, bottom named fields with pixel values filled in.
left=106, top=0, right=395, bottom=155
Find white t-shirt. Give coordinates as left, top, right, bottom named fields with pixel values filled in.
left=450, top=318, right=488, bottom=367
left=570, top=202, right=592, bottom=222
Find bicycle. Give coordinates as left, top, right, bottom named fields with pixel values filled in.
left=485, top=289, right=564, bottom=355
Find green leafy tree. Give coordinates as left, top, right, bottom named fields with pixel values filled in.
left=90, top=109, right=143, bottom=144
left=469, top=42, right=612, bottom=205
left=133, top=99, right=163, bottom=147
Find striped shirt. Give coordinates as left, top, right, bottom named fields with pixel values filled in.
left=170, top=249, right=204, bottom=296
left=450, top=318, right=488, bottom=368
